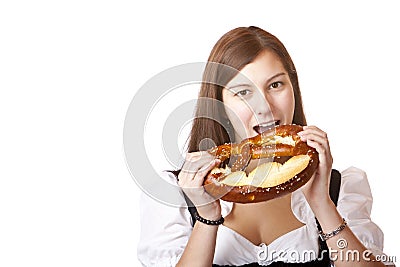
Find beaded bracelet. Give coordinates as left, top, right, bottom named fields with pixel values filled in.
left=319, top=218, right=347, bottom=241
left=194, top=211, right=224, bottom=226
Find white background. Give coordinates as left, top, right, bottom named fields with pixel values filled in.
left=1, top=0, right=399, bottom=266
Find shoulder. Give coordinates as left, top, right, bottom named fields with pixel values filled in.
left=337, top=166, right=373, bottom=213
left=340, top=166, right=368, bottom=182
left=338, top=166, right=372, bottom=202
left=336, top=167, right=385, bottom=254
left=340, top=166, right=368, bottom=180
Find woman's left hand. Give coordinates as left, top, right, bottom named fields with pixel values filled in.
left=298, top=125, right=333, bottom=207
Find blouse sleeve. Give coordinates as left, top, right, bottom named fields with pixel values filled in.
left=336, top=167, right=385, bottom=257
left=137, top=171, right=193, bottom=267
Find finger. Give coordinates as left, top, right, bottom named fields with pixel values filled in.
left=302, top=125, right=322, bottom=131
left=298, top=127, right=330, bottom=150
left=305, top=139, right=326, bottom=155
left=305, top=139, right=332, bottom=167
left=181, top=152, right=216, bottom=175
left=179, top=158, right=221, bottom=186
left=192, top=159, right=221, bottom=187
left=185, top=151, right=215, bottom=164
left=184, top=186, right=218, bottom=207
left=300, top=133, right=330, bottom=150
left=299, top=125, right=328, bottom=140
left=180, top=159, right=222, bottom=206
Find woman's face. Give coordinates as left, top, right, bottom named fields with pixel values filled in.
left=222, top=49, right=295, bottom=142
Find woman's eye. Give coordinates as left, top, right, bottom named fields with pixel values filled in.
left=269, top=82, right=282, bottom=89
left=234, top=89, right=251, bottom=96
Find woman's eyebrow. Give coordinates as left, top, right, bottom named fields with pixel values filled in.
left=264, top=72, right=286, bottom=85
left=226, top=83, right=252, bottom=90
left=227, top=72, right=287, bottom=90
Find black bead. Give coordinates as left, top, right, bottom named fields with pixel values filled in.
left=194, top=212, right=224, bottom=226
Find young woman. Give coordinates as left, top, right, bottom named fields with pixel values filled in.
left=138, top=26, right=389, bottom=266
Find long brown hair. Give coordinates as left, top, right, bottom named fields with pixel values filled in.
left=188, top=26, right=307, bottom=153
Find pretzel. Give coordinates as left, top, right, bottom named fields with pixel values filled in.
left=204, top=125, right=319, bottom=203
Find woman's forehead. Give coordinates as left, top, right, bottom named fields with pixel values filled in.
left=227, top=53, right=287, bottom=88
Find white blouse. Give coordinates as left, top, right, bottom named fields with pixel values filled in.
left=137, top=167, right=386, bottom=266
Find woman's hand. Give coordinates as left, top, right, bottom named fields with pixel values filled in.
left=298, top=126, right=386, bottom=267
left=176, top=152, right=222, bottom=267
left=298, top=125, right=333, bottom=207
left=178, top=151, right=222, bottom=220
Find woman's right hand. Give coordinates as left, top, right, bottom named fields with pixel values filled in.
left=178, top=151, right=222, bottom=221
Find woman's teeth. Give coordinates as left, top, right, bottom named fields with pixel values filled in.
left=253, top=120, right=280, bottom=134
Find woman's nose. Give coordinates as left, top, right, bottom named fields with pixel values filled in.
left=252, top=90, right=272, bottom=116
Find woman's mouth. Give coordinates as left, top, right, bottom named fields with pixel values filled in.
left=253, top=120, right=280, bottom=134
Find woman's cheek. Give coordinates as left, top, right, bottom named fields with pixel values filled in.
left=231, top=104, right=254, bottom=136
